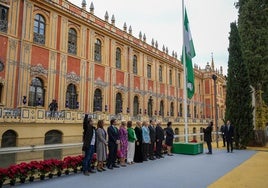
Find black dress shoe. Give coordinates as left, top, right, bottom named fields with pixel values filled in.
left=108, top=166, right=113, bottom=170
left=112, top=165, right=120, bottom=168
left=88, top=169, right=96, bottom=173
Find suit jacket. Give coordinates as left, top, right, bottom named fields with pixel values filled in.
left=224, top=124, right=234, bottom=141
left=107, top=125, right=119, bottom=146
left=82, top=124, right=94, bottom=151
left=148, top=125, right=156, bottom=142
left=203, top=125, right=212, bottom=142
left=155, top=125, right=165, bottom=141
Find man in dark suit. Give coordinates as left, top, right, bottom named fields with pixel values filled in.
left=203, top=121, right=213, bottom=154
left=107, top=119, right=120, bottom=169
left=220, top=124, right=226, bottom=147
left=225, top=120, right=234, bottom=153
left=148, top=119, right=156, bottom=160
left=155, top=121, right=165, bottom=158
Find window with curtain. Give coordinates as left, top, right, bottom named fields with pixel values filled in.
left=147, top=64, right=151, bottom=79
left=0, top=5, right=8, bottom=33
left=68, top=28, right=77, bottom=55
left=159, top=65, right=162, bottom=82
left=116, top=47, right=121, bottom=69
left=133, top=96, right=139, bottom=116
left=93, top=89, right=102, bottom=112
left=66, top=84, right=78, bottom=109
left=115, top=93, right=122, bottom=114
left=133, top=55, right=137, bottom=74
left=33, top=14, right=45, bottom=44
left=169, top=69, right=172, bottom=85
left=170, top=102, right=174, bottom=116
left=94, top=39, right=102, bottom=62
left=28, top=77, right=44, bottom=107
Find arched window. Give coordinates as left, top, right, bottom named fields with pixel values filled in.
left=94, top=39, right=102, bottom=62
left=194, top=105, right=197, bottom=118
left=133, top=55, right=137, bottom=74
left=44, top=130, right=62, bottom=160
left=0, top=130, right=17, bottom=168
left=66, top=84, right=78, bottom=109
left=68, top=28, right=77, bottom=55
left=93, top=89, right=102, bottom=112
left=160, top=100, right=164, bottom=117
left=0, top=5, right=8, bottom=33
left=169, top=69, right=172, bottom=85
left=170, top=102, right=174, bottom=116
left=159, top=65, right=162, bottom=82
left=0, top=83, right=3, bottom=104
left=33, top=14, right=45, bottom=44
left=179, top=103, right=183, bottom=117
left=29, top=77, right=44, bottom=106
left=116, top=47, right=121, bottom=69
left=133, top=96, right=139, bottom=116
left=147, top=96, right=153, bottom=117
left=115, top=93, right=122, bottom=114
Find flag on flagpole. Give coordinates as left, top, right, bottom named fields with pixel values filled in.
left=183, top=8, right=195, bottom=99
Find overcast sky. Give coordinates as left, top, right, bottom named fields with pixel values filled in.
left=70, top=0, right=238, bottom=75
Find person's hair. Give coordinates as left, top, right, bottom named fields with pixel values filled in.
left=110, top=118, right=116, bottom=125
left=210, top=121, right=213, bottom=126
left=127, top=121, right=132, bottom=128
left=167, top=121, right=172, bottom=127
left=121, top=121, right=126, bottom=126
left=97, top=120, right=104, bottom=129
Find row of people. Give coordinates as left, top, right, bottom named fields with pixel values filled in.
left=81, top=116, right=175, bottom=175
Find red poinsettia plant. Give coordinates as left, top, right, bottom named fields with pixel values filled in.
left=0, top=168, right=8, bottom=183
left=7, top=162, right=29, bottom=180
left=63, top=155, right=83, bottom=170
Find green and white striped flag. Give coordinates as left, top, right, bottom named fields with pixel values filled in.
left=183, top=8, right=196, bottom=99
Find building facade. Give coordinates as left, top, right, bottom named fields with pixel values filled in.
left=0, top=0, right=226, bottom=166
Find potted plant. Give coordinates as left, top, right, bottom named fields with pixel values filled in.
left=0, top=168, right=8, bottom=187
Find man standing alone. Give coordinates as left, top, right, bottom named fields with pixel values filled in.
left=225, top=120, right=234, bottom=153
left=203, top=121, right=213, bottom=154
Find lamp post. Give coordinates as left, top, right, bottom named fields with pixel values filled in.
left=212, top=74, right=218, bottom=148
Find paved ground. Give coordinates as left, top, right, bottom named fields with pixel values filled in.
left=3, top=143, right=268, bottom=188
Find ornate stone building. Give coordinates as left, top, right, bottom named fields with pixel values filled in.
left=0, top=0, right=226, bottom=166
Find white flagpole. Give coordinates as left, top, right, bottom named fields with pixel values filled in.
left=182, top=0, right=188, bottom=143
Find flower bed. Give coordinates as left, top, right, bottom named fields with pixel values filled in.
left=0, top=155, right=84, bottom=186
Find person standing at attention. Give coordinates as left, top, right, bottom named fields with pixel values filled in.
left=165, top=121, right=174, bottom=156
left=127, top=121, right=137, bottom=164
left=107, top=119, right=120, bottom=169
left=96, top=120, right=108, bottom=172
left=203, top=121, right=213, bottom=154
left=134, top=121, right=143, bottom=163
left=155, top=121, right=165, bottom=158
left=142, top=121, right=150, bottom=161
left=118, top=121, right=128, bottom=167
left=82, top=117, right=96, bottom=175
left=225, top=120, right=234, bottom=153
left=148, top=119, right=156, bottom=160
left=220, top=123, right=226, bottom=147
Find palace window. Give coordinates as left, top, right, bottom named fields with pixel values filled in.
left=170, top=102, right=174, bottom=116
left=169, top=69, right=172, bottom=85
left=179, top=103, right=183, bottom=117
left=29, top=77, right=45, bottom=107
left=133, top=96, right=139, bottom=116
left=115, top=93, right=122, bottom=114
left=147, top=64, right=151, bottom=79
left=147, top=96, right=153, bottom=118
left=159, top=65, right=162, bottom=82
left=44, top=130, right=62, bottom=160
left=94, top=39, right=102, bottom=62
left=66, top=84, right=78, bottom=109
left=178, top=73, right=181, bottom=88
left=93, top=89, right=102, bottom=112
left=0, top=5, right=8, bottom=33
left=0, top=83, right=3, bottom=104
left=33, top=14, right=45, bottom=45
left=160, top=100, right=164, bottom=117
left=133, top=55, right=137, bottom=74
left=68, top=28, right=77, bottom=55
left=116, top=47, right=121, bottom=69
left=0, top=130, right=17, bottom=168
